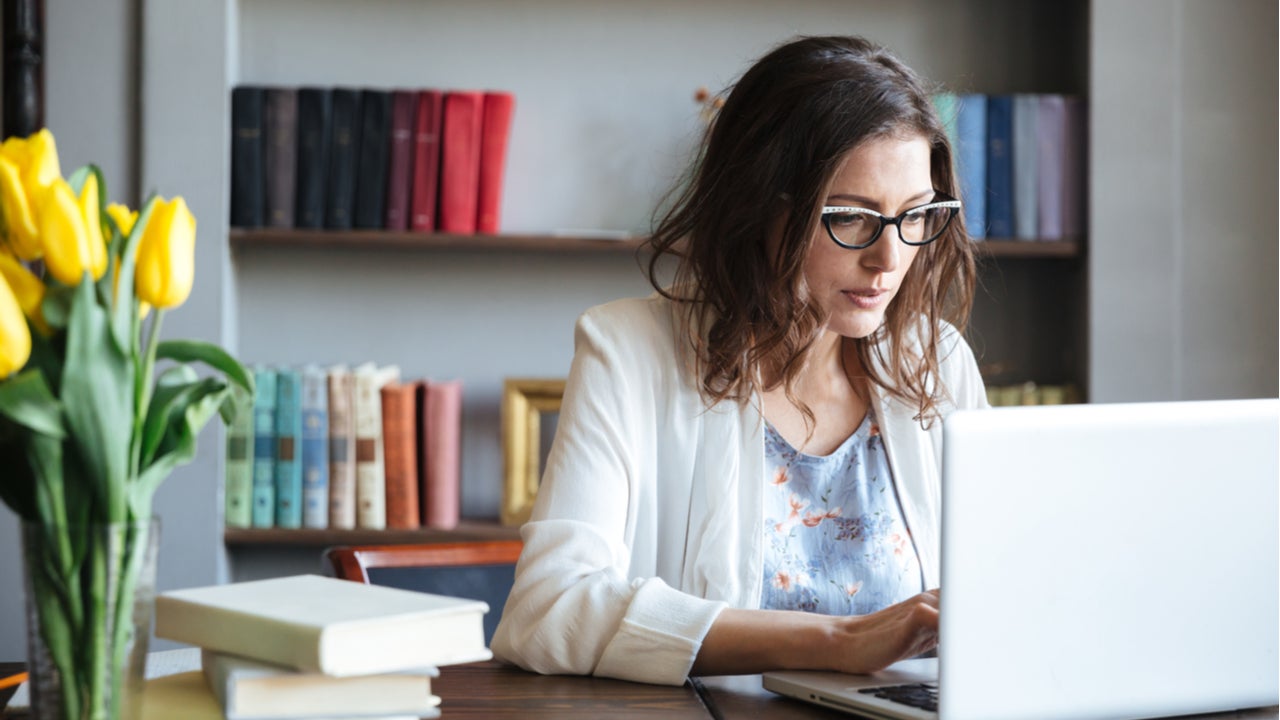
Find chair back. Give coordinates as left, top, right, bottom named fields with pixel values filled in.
left=325, top=540, right=523, bottom=645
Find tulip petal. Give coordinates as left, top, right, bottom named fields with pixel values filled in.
left=38, top=180, right=92, bottom=286
left=0, top=272, right=32, bottom=376
left=0, top=154, right=41, bottom=260
left=78, top=173, right=108, bottom=280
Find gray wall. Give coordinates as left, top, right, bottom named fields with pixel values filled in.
left=1, top=0, right=1277, bottom=658
left=1090, top=0, right=1278, bottom=402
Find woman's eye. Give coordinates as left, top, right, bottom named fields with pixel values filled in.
left=829, top=212, right=867, bottom=227
left=902, top=209, right=928, bottom=224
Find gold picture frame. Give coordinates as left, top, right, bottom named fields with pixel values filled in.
left=501, top=378, right=566, bottom=527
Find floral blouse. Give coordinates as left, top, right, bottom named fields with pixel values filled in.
left=760, top=408, right=925, bottom=615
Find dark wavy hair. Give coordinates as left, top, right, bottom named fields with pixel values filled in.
left=645, top=35, right=977, bottom=426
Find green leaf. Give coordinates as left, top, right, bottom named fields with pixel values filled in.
left=41, top=283, right=75, bottom=332
left=0, top=369, right=65, bottom=438
left=110, top=195, right=158, bottom=354
left=0, top=421, right=37, bottom=521
left=156, top=340, right=254, bottom=396
left=139, top=367, right=224, bottom=467
left=134, top=384, right=232, bottom=513
left=61, top=278, right=133, bottom=522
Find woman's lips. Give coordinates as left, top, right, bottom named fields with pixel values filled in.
left=843, top=289, right=889, bottom=309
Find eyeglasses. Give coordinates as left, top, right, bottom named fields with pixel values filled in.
left=820, top=192, right=961, bottom=250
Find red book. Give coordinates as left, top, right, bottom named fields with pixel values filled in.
left=438, top=91, right=484, bottom=234
left=380, top=382, right=420, bottom=530
left=383, top=90, right=418, bottom=230
left=418, top=380, right=462, bottom=530
left=409, top=90, right=444, bottom=231
left=476, top=92, right=515, bottom=234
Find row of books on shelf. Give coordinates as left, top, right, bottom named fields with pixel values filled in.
left=985, top=382, right=1080, bottom=407
left=224, top=363, right=461, bottom=532
left=934, top=92, right=1087, bottom=241
left=230, top=85, right=514, bottom=235
left=146, top=575, right=490, bottom=719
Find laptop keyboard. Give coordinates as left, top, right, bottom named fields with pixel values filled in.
left=858, top=682, right=939, bottom=712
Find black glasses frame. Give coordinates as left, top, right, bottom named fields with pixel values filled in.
left=820, top=192, right=962, bottom=250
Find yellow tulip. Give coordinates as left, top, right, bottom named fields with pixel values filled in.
left=38, top=179, right=104, bottom=286
left=0, top=273, right=31, bottom=376
left=0, top=129, right=61, bottom=261
left=0, top=250, right=49, bottom=335
left=106, top=203, right=137, bottom=236
left=135, top=196, right=195, bottom=309
left=77, top=174, right=108, bottom=279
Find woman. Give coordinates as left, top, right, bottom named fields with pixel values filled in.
left=491, top=35, right=987, bottom=686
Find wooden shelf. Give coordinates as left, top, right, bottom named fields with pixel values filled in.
left=229, top=228, right=647, bottom=253
left=224, top=520, right=521, bottom=547
left=231, top=229, right=1080, bottom=259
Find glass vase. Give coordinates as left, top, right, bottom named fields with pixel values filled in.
left=21, top=518, right=160, bottom=720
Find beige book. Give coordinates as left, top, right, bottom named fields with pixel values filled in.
left=326, top=365, right=357, bottom=529
left=140, top=670, right=432, bottom=720
left=353, top=363, right=400, bottom=529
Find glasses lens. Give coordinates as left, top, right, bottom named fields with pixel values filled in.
left=900, top=205, right=956, bottom=245
left=824, top=211, right=880, bottom=248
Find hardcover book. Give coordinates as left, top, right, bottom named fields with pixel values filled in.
left=263, top=87, right=298, bottom=229
left=1012, top=93, right=1040, bottom=240
left=1036, top=94, right=1066, bottom=241
left=325, top=88, right=363, bottom=230
left=326, top=365, right=357, bottom=530
left=230, top=86, right=265, bottom=228
left=384, top=90, right=418, bottom=230
left=354, top=363, right=400, bottom=529
left=1062, top=96, right=1088, bottom=240
left=986, top=94, right=1015, bottom=238
left=293, top=87, right=332, bottom=229
left=250, top=367, right=278, bottom=528
left=224, top=386, right=254, bottom=529
left=381, top=381, right=421, bottom=530
left=202, top=649, right=440, bottom=720
left=420, top=379, right=462, bottom=530
left=476, top=91, right=516, bottom=233
left=353, top=89, right=392, bottom=229
left=409, top=90, right=444, bottom=231
left=155, top=574, right=492, bottom=676
left=955, top=94, right=988, bottom=239
left=274, top=368, right=304, bottom=529
left=140, top=671, right=430, bottom=720
left=439, top=91, right=484, bottom=234
left=300, top=365, right=329, bottom=529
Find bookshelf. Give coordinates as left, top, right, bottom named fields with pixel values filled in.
left=223, top=521, right=520, bottom=547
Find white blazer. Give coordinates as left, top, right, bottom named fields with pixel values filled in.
left=491, top=294, right=989, bottom=685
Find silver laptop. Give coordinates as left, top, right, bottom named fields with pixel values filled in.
left=764, top=398, right=1280, bottom=720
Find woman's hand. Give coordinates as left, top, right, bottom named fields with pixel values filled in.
left=691, top=588, right=940, bottom=677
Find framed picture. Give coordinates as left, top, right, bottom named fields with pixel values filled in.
left=501, top=378, right=566, bottom=526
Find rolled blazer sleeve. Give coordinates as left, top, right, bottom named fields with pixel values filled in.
left=490, top=303, right=727, bottom=686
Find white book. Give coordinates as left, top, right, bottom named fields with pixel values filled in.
left=352, top=363, right=400, bottom=529
left=202, top=649, right=440, bottom=720
left=326, top=364, right=357, bottom=530
left=141, top=670, right=433, bottom=720
left=155, top=574, right=491, bottom=677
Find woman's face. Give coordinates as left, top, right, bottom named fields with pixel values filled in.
left=802, top=134, right=933, bottom=340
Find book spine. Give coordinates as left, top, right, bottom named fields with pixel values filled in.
left=422, top=380, right=462, bottom=529
left=1036, top=94, right=1066, bottom=241
left=294, top=87, right=332, bottom=229
left=438, top=91, right=484, bottom=234
left=354, top=89, right=392, bottom=229
left=384, top=90, right=418, bottom=230
left=274, top=368, right=304, bottom=529
left=300, top=366, right=330, bottom=529
left=955, top=94, right=988, bottom=240
left=1061, top=96, right=1088, bottom=240
left=354, top=365, right=389, bottom=529
left=409, top=90, right=444, bottom=231
left=250, top=368, right=278, bottom=528
left=1012, top=93, right=1040, bottom=240
left=476, top=91, right=515, bottom=234
left=986, top=95, right=1014, bottom=238
left=381, top=383, right=420, bottom=530
left=229, top=86, right=265, bottom=228
left=327, top=367, right=358, bottom=530
left=263, top=87, right=298, bottom=229
left=325, top=88, right=363, bottom=230
left=223, top=387, right=254, bottom=529
left=932, top=91, right=959, bottom=150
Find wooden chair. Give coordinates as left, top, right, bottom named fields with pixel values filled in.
left=324, top=540, right=524, bottom=645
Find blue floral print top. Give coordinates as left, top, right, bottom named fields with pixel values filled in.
left=760, top=408, right=924, bottom=615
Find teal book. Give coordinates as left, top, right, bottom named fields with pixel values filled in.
left=223, top=386, right=255, bottom=528
left=250, top=368, right=278, bottom=528
left=300, top=365, right=330, bottom=529
left=274, top=368, right=304, bottom=529
left=932, top=91, right=959, bottom=150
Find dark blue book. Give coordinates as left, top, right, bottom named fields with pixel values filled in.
left=325, top=88, right=363, bottom=230
left=986, top=95, right=1014, bottom=238
left=300, top=365, right=330, bottom=529
left=230, top=86, right=265, bottom=228
left=275, top=368, right=304, bottom=529
left=294, top=87, right=332, bottom=229
left=353, top=89, right=392, bottom=229
left=955, top=94, right=988, bottom=239
left=250, top=367, right=278, bottom=528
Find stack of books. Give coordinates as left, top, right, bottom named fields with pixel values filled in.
left=225, top=363, right=462, bottom=532
left=149, top=574, right=491, bottom=719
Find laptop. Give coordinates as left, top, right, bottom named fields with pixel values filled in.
left=764, top=398, right=1280, bottom=720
